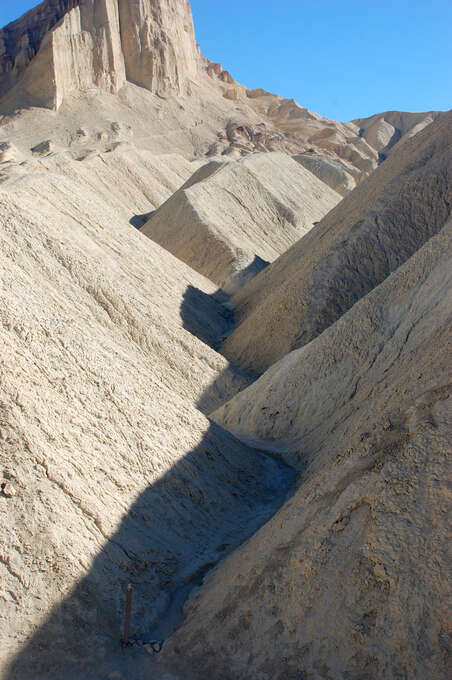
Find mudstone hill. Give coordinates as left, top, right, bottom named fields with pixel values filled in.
left=0, top=2, right=450, bottom=679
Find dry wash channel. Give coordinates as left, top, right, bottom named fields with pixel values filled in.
left=0, top=147, right=297, bottom=680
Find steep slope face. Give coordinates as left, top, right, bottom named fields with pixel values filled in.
left=222, top=110, right=452, bottom=373
left=246, top=90, right=379, bottom=174
left=118, top=0, right=199, bottom=96
left=0, top=159, right=296, bottom=680
left=293, top=152, right=358, bottom=196
left=0, top=0, right=200, bottom=110
left=142, top=152, right=341, bottom=292
left=0, top=0, right=126, bottom=109
left=158, top=220, right=452, bottom=680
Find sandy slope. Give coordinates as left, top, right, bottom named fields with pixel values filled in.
left=0, top=2, right=448, bottom=679
left=222, top=110, right=452, bottom=373
left=0, top=155, right=297, bottom=679
left=142, top=152, right=340, bottom=292
left=158, top=219, right=452, bottom=680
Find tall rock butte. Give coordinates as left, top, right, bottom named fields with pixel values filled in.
left=1, top=0, right=434, bottom=184
left=0, top=0, right=200, bottom=109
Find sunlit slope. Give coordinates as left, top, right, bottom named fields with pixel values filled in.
left=160, top=218, right=452, bottom=680
left=223, top=111, right=452, bottom=373
left=0, top=158, right=292, bottom=679
left=142, top=152, right=340, bottom=293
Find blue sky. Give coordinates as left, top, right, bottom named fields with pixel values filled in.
left=1, top=0, right=451, bottom=121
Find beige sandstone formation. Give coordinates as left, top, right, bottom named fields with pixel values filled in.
left=0, top=0, right=436, bottom=184
left=0, top=0, right=199, bottom=110
left=0, top=140, right=19, bottom=162
left=117, top=0, right=199, bottom=97
left=159, top=217, right=452, bottom=680
left=142, top=152, right=341, bottom=292
left=247, top=90, right=379, bottom=175
left=0, top=0, right=126, bottom=110
left=222, top=110, right=452, bottom=373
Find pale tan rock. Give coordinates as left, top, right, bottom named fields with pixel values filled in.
left=0, top=0, right=127, bottom=110
left=354, top=109, right=442, bottom=158
left=51, top=0, right=126, bottom=108
left=245, top=91, right=379, bottom=178
left=361, top=117, right=395, bottom=151
left=0, top=141, right=18, bottom=162
left=404, top=113, right=436, bottom=140
left=0, top=3, right=449, bottom=680
left=0, top=0, right=200, bottom=111
left=293, top=152, right=357, bottom=196
left=159, top=219, right=452, bottom=680
left=142, top=152, right=341, bottom=293
left=1, top=481, right=16, bottom=498
left=0, top=0, right=432, bottom=188
left=118, top=0, right=200, bottom=96
left=213, top=219, right=452, bottom=450
left=223, top=111, right=452, bottom=373
left=30, top=139, right=55, bottom=155
left=0, top=151, right=292, bottom=679
left=0, top=0, right=441, bottom=208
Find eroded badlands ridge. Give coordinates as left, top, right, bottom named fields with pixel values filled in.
left=142, top=153, right=341, bottom=292
left=0, top=144, right=295, bottom=680
left=161, top=219, right=452, bottom=679
left=223, top=110, right=452, bottom=373
left=0, top=1, right=450, bottom=679
left=0, top=0, right=432, bottom=180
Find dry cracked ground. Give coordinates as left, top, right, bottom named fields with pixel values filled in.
left=0, top=1, right=450, bottom=680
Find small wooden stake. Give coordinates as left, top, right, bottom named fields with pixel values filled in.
left=122, top=583, right=132, bottom=643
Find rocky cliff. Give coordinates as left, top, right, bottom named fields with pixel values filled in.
left=0, top=0, right=435, bottom=186
left=0, top=0, right=200, bottom=110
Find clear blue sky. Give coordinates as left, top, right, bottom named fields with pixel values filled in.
left=1, top=0, right=451, bottom=121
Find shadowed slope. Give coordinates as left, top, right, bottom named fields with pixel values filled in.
left=354, top=110, right=442, bottom=158
left=0, top=156, right=296, bottom=678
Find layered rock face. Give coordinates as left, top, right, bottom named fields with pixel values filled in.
left=0, top=0, right=124, bottom=109
left=246, top=90, right=380, bottom=176
left=118, top=0, right=199, bottom=96
left=0, top=0, right=200, bottom=110
left=0, top=0, right=80, bottom=98
left=142, top=152, right=341, bottom=293
left=222, top=111, right=452, bottom=373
